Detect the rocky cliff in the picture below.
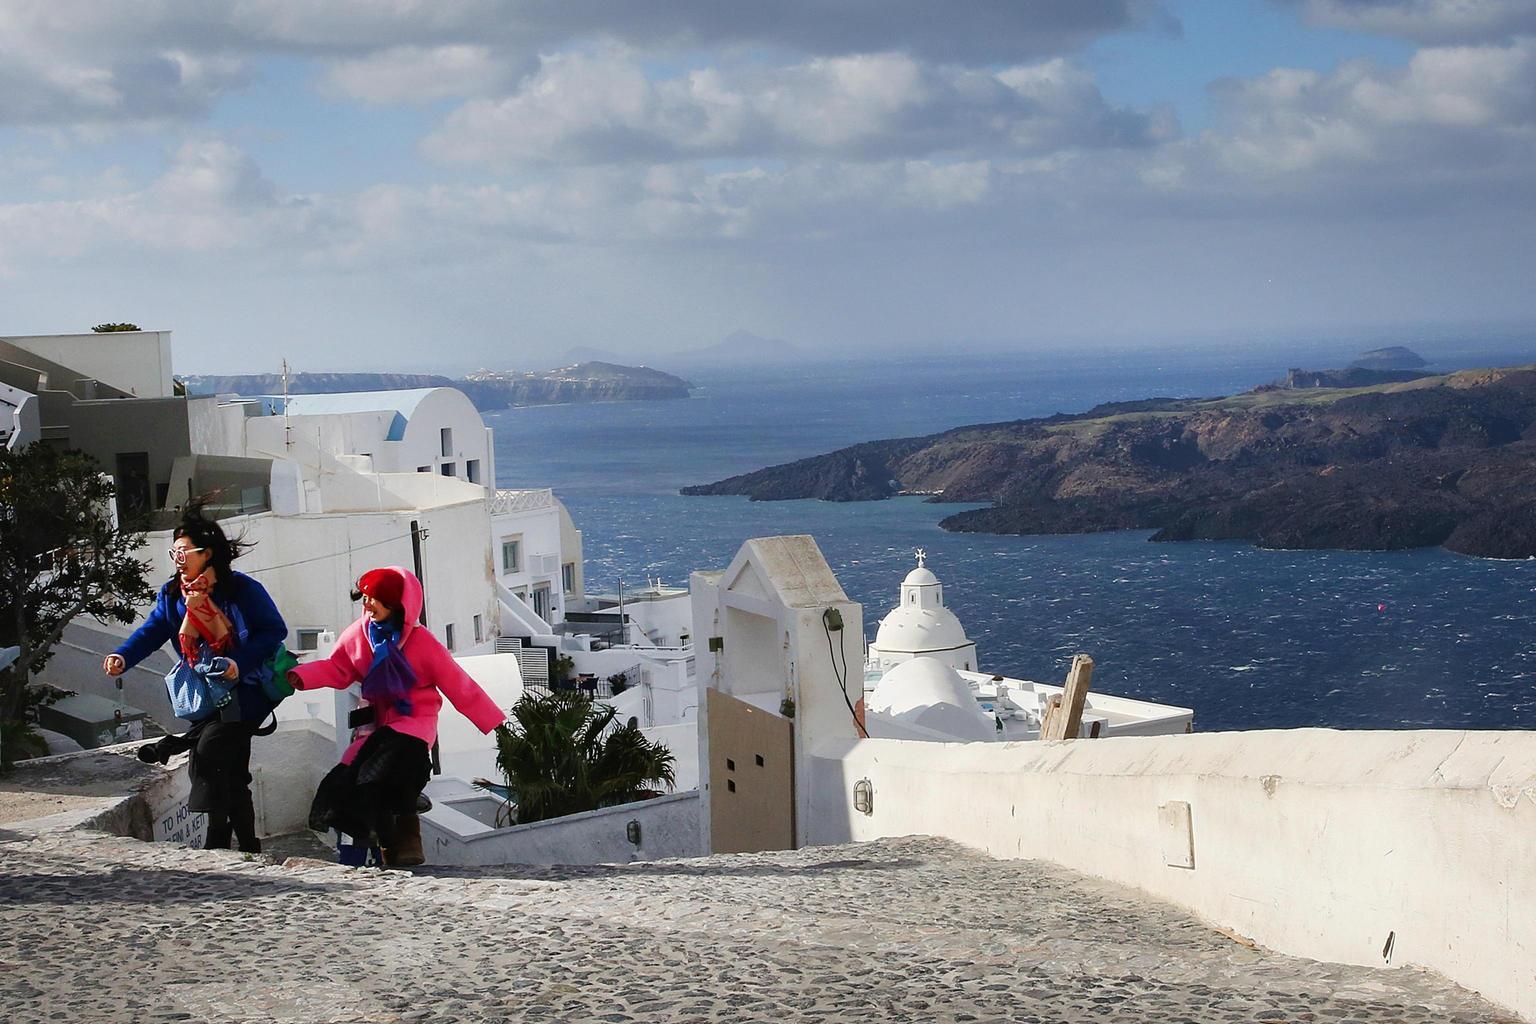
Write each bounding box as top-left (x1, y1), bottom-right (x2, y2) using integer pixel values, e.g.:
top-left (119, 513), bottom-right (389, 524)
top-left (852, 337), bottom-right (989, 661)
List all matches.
top-left (683, 366), bottom-right (1536, 558)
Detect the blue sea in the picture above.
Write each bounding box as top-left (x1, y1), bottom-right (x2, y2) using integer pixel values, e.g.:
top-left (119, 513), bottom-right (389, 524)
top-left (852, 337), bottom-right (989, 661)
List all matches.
top-left (489, 344), bottom-right (1536, 733)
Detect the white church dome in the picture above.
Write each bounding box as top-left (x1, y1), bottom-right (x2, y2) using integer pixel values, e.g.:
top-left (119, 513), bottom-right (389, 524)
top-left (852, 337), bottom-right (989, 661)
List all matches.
top-left (868, 657), bottom-right (994, 741)
top-left (868, 551), bottom-right (980, 674)
top-left (874, 604), bottom-right (970, 655)
top-left (902, 565), bottom-right (940, 588)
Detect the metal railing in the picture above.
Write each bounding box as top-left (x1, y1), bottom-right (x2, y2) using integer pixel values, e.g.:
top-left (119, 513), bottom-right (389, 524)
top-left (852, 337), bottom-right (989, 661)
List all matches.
top-left (489, 488), bottom-right (555, 515)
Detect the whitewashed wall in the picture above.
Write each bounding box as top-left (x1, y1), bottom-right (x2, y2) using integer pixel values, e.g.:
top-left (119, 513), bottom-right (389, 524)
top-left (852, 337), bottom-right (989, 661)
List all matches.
top-left (419, 784), bottom-right (701, 866)
top-left (492, 497), bottom-right (565, 621)
top-left (243, 388), bottom-right (491, 487)
top-left (3, 330), bottom-right (175, 398)
top-left (142, 722), bottom-right (335, 845)
top-left (128, 492), bottom-right (497, 660)
top-left (805, 729), bottom-right (1536, 1022)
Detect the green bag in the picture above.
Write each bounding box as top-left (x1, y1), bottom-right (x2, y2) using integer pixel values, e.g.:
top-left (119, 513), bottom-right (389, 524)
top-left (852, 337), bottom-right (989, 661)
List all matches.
top-left (262, 644), bottom-right (299, 704)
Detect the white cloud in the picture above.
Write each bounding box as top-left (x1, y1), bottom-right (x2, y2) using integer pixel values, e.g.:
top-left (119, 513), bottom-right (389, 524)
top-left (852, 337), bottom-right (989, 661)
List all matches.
top-left (0, 141), bottom-right (291, 268)
top-left (1198, 38), bottom-right (1536, 185)
top-left (0, 1), bottom-right (1169, 64)
top-left (1284, 0), bottom-right (1536, 44)
top-left (0, 48), bottom-right (249, 125)
top-left (0, 1), bottom-right (1176, 128)
top-left (323, 45), bottom-right (532, 104)
top-left (422, 50), bottom-right (1172, 168)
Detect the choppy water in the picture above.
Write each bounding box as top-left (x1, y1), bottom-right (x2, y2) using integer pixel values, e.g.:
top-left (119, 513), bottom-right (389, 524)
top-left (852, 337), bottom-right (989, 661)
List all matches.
top-left (490, 345), bottom-right (1536, 732)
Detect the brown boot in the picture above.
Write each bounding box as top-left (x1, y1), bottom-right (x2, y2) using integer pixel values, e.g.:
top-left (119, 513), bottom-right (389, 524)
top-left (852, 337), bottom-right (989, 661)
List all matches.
top-left (382, 812), bottom-right (424, 868)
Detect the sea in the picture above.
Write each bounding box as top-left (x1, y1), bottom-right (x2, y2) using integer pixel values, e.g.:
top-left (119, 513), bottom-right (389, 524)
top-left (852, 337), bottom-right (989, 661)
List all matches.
top-left (489, 342), bottom-right (1536, 733)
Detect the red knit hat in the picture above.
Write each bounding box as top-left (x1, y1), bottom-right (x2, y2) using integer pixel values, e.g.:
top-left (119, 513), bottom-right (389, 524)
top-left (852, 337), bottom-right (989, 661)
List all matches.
top-left (357, 568), bottom-right (404, 610)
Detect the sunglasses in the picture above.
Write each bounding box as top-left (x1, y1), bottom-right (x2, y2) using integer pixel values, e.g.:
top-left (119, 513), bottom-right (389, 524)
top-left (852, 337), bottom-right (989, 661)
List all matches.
top-left (168, 546), bottom-right (206, 563)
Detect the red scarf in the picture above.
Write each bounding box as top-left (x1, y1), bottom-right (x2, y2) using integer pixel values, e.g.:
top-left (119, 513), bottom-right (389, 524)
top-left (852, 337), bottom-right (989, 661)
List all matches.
top-left (179, 568), bottom-right (233, 664)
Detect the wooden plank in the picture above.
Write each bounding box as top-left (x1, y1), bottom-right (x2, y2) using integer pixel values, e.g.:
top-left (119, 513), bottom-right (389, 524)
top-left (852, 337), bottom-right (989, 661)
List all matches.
top-left (1037, 694), bottom-right (1061, 739)
top-left (1041, 654), bottom-right (1094, 741)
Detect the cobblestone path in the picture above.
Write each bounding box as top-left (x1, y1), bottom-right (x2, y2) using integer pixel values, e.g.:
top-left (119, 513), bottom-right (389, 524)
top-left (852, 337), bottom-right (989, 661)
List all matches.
top-left (0, 825), bottom-right (1518, 1023)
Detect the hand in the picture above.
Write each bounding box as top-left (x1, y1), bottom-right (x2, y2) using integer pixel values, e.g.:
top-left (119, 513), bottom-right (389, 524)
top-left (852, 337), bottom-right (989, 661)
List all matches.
top-left (103, 654), bottom-right (126, 677)
top-left (222, 659), bottom-right (240, 681)
top-left (286, 669), bottom-right (303, 690)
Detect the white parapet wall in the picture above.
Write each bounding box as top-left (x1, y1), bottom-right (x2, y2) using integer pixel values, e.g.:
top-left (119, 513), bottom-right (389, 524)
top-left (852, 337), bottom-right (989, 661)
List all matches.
top-left (419, 780), bottom-right (702, 866)
top-left (805, 728), bottom-right (1536, 1022)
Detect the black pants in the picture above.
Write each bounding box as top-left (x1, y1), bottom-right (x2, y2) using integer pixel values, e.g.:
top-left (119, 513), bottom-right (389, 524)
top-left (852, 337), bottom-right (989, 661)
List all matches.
top-left (151, 719), bottom-right (260, 853)
top-left (309, 727), bottom-right (430, 848)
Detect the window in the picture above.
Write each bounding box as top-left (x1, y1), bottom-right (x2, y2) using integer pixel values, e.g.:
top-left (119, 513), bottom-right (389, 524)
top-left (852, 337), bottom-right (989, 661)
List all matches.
top-left (473, 614), bottom-right (483, 644)
top-left (501, 538), bottom-right (521, 574)
top-left (561, 562), bottom-right (576, 594)
top-left (296, 628), bottom-right (325, 652)
top-left (113, 452), bottom-right (150, 522)
top-left (417, 465), bottom-right (430, 473)
top-left (465, 459), bottom-right (480, 484)
top-left (532, 584), bottom-right (551, 622)
top-left (440, 462), bottom-right (456, 477)
top-left (444, 623), bottom-right (456, 651)
top-left (440, 427), bottom-right (453, 457)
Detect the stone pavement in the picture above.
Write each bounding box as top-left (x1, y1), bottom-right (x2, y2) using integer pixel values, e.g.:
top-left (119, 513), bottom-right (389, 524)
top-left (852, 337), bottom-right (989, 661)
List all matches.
top-left (0, 821), bottom-right (1519, 1024)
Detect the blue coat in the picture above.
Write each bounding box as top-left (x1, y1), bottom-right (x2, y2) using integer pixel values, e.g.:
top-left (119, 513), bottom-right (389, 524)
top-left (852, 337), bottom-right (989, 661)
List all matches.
top-left (115, 571), bottom-right (287, 723)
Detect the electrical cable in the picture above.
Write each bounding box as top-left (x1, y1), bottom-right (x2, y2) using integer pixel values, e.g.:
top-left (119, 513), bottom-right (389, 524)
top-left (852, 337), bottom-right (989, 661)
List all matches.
top-left (824, 611), bottom-right (868, 739)
top-left (233, 528), bottom-right (425, 574)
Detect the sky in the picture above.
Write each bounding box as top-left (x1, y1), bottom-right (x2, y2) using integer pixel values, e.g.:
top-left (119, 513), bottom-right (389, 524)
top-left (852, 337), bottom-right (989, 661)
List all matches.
top-left (1, 0), bottom-right (1533, 373)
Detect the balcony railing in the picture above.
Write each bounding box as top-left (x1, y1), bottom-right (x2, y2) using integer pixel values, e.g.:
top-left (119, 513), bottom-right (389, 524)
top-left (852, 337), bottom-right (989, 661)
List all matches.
top-left (490, 488), bottom-right (555, 515)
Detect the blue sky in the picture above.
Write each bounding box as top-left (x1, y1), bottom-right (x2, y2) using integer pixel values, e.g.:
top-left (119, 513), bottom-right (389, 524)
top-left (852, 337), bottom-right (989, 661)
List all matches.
top-left (0, 0), bottom-right (1531, 373)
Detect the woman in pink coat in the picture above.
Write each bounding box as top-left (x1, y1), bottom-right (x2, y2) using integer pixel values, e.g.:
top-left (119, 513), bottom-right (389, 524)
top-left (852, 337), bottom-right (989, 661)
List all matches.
top-left (290, 566), bottom-right (505, 866)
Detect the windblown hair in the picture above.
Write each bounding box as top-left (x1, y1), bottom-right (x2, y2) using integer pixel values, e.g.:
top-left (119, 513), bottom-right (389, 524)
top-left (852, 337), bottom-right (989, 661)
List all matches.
top-left (171, 501), bottom-right (251, 587)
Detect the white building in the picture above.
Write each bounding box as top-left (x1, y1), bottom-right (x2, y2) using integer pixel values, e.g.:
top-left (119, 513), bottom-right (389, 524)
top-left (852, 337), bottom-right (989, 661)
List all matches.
top-left (865, 549), bottom-right (978, 674)
top-left (0, 329), bottom-right (176, 398)
top-left (246, 388), bottom-right (494, 487)
top-left (862, 554), bottom-right (1192, 742)
top-left (184, 386), bottom-right (587, 652)
top-left (132, 466), bottom-right (501, 662)
top-left (491, 487), bottom-right (582, 632)
top-left (1, 378), bottom-right (40, 450)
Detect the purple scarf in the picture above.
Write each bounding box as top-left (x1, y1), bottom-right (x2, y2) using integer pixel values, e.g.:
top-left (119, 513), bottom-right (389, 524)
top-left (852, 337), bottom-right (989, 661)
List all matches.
top-left (362, 619), bottom-right (416, 714)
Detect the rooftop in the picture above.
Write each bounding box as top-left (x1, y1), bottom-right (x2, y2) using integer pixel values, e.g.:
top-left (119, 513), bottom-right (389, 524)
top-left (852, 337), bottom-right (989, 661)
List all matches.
top-left (0, 750), bottom-right (1507, 1024)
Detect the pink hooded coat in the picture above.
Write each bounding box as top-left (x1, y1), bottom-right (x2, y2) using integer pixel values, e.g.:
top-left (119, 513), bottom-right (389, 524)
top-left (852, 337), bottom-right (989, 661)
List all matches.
top-left (291, 566), bottom-right (506, 763)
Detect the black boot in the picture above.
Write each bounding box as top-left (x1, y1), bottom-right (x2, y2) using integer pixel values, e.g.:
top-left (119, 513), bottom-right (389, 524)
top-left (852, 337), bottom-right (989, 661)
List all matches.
top-left (138, 732), bottom-right (193, 764)
top-left (230, 788), bottom-right (261, 854)
top-left (203, 810), bottom-right (232, 850)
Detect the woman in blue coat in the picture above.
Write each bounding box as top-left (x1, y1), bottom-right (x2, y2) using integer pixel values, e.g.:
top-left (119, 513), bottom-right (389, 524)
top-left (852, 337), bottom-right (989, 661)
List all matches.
top-left (104, 507), bottom-right (286, 853)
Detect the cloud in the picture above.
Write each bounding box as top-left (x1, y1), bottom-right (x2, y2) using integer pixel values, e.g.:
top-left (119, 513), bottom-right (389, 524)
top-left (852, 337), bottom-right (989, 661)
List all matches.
top-left (0, 49), bottom-right (248, 125)
top-left (0, 141), bottom-right (293, 267)
top-left (1, 1), bottom-right (1171, 64)
top-left (1194, 37), bottom-right (1536, 192)
top-left (422, 50), bottom-right (1174, 168)
top-left (0, 1), bottom-right (1175, 131)
top-left (1282, 0), bottom-right (1536, 45)
top-left (323, 45), bottom-right (534, 104)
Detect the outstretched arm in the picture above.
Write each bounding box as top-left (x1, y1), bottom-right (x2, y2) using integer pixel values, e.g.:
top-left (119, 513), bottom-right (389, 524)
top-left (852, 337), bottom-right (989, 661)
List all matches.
top-left (290, 623), bottom-right (365, 691)
top-left (111, 586), bottom-right (177, 670)
top-left (416, 635), bottom-right (506, 733)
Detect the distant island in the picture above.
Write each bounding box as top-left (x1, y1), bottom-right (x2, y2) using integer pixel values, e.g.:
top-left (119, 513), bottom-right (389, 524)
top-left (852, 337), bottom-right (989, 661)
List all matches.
top-left (559, 329), bottom-right (801, 373)
top-left (1350, 346), bottom-right (1428, 371)
top-left (182, 361), bottom-right (692, 411)
top-left (684, 363), bottom-right (1536, 559)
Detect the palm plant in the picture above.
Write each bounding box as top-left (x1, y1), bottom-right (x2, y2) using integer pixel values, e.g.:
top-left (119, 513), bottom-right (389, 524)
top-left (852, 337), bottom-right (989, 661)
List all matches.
top-left (494, 691), bottom-right (676, 825)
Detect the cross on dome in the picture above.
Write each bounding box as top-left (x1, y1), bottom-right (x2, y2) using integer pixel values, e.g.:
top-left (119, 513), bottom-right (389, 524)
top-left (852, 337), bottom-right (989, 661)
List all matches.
top-left (915, 548), bottom-right (926, 568)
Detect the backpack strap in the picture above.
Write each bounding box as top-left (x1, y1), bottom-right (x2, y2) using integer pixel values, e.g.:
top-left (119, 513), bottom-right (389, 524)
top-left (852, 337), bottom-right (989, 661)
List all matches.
top-left (253, 712), bottom-right (278, 737)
